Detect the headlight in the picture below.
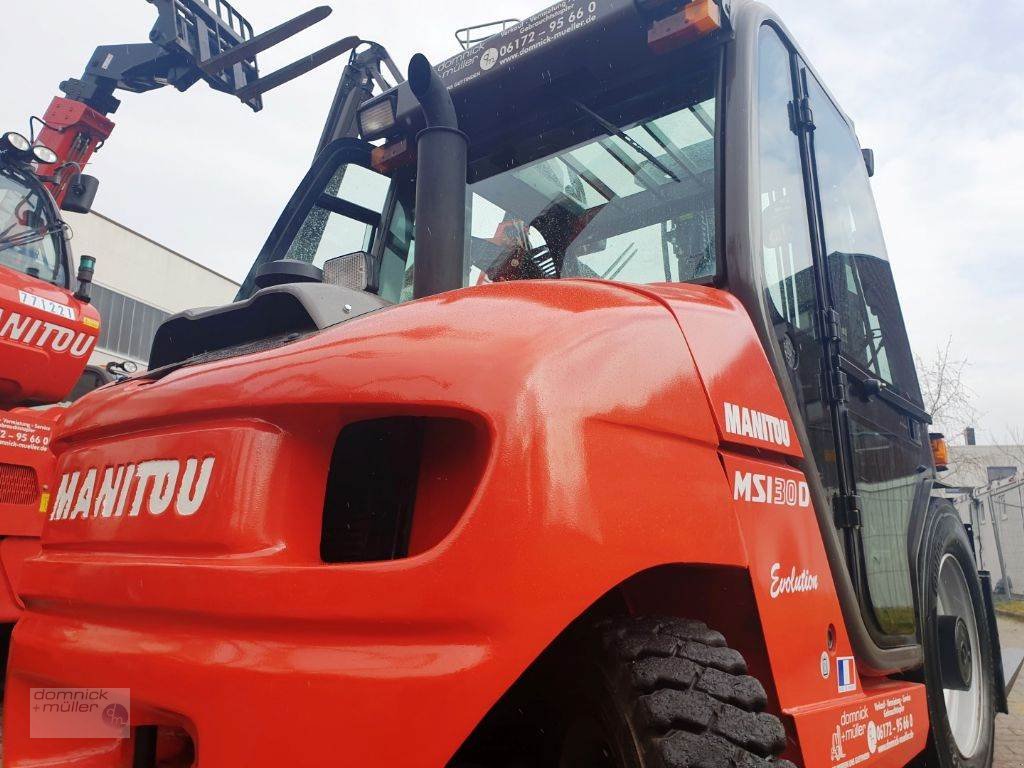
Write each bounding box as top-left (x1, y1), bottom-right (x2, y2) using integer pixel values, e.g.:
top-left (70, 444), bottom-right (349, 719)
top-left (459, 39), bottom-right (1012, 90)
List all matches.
top-left (1, 131), bottom-right (31, 154)
top-left (358, 95), bottom-right (398, 140)
top-left (32, 144), bottom-right (58, 164)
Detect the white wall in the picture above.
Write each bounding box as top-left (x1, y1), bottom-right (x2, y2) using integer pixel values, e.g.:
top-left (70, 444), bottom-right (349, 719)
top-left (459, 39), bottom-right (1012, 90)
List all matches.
top-left (63, 211), bottom-right (238, 312)
top-left (61, 211), bottom-right (239, 369)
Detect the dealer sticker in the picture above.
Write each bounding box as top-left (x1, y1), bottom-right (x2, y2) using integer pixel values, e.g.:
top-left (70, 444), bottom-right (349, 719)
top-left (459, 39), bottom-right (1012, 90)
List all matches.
top-left (0, 416), bottom-right (52, 454)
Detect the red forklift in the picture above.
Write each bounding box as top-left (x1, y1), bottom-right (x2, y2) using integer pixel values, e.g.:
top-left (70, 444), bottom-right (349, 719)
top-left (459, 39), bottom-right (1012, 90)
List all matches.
top-left (4, 0), bottom-right (1018, 766)
top-left (0, 128), bottom-right (102, 641)
top-left (0, 0), bottom-right (360, 659)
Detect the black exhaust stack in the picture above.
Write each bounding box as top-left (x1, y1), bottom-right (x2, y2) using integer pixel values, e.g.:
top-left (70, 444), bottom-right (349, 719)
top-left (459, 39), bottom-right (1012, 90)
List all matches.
top-left (407, 53), bottom-right (467, 299)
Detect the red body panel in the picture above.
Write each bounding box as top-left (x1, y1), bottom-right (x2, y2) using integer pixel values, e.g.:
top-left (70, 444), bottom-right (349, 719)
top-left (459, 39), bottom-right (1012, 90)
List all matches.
top-left (0, 266), bottom-right (100, 408)
top-left (0, 408), bottom-right (56, 535)
top-left (0, 249), bottom-right (93, 630)
top-left (0, 407), bottom-right (58, 623)
top-left (4, 281), bottom-right (926, 766)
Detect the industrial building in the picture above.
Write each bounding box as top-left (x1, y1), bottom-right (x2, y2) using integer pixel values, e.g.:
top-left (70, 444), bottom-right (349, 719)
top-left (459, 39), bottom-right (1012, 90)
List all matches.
top-left (61, 210), bottom-right (239, 397)
top-left (939, 442), bottom-right (1024, 595)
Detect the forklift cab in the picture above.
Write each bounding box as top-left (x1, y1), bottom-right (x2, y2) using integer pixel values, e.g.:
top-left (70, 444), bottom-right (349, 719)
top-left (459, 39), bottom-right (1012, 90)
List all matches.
top-left (238, 0), bottom-right (931, 675)
top-left (0, 161), bottom-right (70, 289)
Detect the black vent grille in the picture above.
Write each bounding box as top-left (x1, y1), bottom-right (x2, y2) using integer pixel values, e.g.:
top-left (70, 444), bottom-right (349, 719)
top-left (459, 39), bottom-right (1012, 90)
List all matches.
top-left (320, 417), bottom-right (424, 563)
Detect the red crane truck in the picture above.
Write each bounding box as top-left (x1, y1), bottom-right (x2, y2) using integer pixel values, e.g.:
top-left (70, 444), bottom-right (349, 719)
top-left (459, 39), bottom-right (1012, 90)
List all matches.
top-left (0, 0), bottom-right (359, 661)
top-left (4, 0), bottom-right (1016, 766)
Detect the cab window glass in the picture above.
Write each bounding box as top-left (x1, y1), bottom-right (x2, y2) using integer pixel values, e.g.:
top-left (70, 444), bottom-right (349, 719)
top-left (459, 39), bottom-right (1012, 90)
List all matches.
top-left (379, 181), bottom-right (416, 303)
top-left (806, 71), bottom-right (924, 637)
top-left (283, 164), bottom-right (389, 268)
top-left (806, 75), bottom-right (918, 398)
top-left (462, 92), bottom-right (717, 287)
top-left (0, 168), bottom-right (66, 285)
top-left (759, 31), bottom-right (814, 333)
top-left (758, 26), bottom-right (838, 495)
top-left (375, 60), bottom-right (720, 303)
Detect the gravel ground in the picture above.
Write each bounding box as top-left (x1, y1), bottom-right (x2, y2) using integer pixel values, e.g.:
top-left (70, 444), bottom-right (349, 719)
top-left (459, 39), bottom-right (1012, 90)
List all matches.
top-left (0, 618), bottom-right (1020, 766)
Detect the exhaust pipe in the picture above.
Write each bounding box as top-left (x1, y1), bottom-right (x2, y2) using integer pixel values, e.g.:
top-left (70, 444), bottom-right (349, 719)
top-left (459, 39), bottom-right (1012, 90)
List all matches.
top-left (407, 53), bottom-right (468, 299)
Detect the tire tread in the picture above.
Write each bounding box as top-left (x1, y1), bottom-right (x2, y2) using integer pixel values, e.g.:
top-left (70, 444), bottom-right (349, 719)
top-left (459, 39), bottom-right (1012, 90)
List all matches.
top-left (595, 616), bottom-right (794, 768)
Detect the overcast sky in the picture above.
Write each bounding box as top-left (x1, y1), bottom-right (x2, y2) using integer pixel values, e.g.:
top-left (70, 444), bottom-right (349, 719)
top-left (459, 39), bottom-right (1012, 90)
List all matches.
top-left (2, 1), bottom-right (1021, 441)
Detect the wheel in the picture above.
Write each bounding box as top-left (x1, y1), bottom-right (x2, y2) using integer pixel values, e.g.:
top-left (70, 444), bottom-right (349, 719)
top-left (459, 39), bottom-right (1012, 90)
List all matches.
top-left (917, 500), bottom-right (996, 767)
top-left (558, 615), bottom-right (795, 768)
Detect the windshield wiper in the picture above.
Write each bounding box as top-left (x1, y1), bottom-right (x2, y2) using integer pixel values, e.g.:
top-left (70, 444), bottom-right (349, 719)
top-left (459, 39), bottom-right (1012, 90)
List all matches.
top-left (0, 224), bottom-right (61, 253)
top-left (572, 100), bottom-right (681, 184)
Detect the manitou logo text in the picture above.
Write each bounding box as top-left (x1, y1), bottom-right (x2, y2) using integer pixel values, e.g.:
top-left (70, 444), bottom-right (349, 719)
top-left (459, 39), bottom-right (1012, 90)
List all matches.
top-left (50, 458), bottom-right (215, 521)
top-left (733, 471), bottom-right (810, 508)
top-left (723, 402), bottom-right (791, 447)
top-left (769, 563), bottom-right (819, 598)
top-left (0, 308), bottom-right (94, 358)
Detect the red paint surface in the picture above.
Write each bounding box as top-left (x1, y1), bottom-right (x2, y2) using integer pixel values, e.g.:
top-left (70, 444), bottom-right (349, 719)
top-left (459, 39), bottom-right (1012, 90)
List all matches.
top-left (4, 280), bottom-right (925, 766)
top-left (0, 266), bottom-right (100, 408)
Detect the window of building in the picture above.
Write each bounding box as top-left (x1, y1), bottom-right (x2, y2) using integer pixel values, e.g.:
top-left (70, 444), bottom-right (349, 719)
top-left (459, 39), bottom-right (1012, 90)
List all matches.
top-left (91, 284), bottom-right (170, 363)
top-left (988, 466), bottom-right (1017, 484)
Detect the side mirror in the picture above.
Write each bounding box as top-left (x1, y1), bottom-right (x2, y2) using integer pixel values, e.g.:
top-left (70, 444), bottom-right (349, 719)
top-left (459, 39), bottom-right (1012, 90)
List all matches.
top-left (106, 360), bottom-right (139, 377)
top-left (61, 173), bottom-right (100, 214)
top-left (861, 148), bottom-right (875, 178)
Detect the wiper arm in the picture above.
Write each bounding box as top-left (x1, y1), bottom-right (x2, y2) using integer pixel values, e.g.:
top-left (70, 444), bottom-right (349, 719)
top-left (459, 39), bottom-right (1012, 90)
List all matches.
top-left (572, 100), bottom-right (681, 183)
top-left (0, 223), bottom-right (62, 253)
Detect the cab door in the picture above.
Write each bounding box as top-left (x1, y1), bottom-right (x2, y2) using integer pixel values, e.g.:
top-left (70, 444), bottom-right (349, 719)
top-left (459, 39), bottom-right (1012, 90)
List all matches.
top-left (756, 23), bottom-right (934, 645)
top-left (797, 66), bottom-right (934, 643)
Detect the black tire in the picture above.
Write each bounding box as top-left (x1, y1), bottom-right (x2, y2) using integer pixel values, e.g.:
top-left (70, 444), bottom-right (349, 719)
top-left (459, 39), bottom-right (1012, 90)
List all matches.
top-left (558, 615), bottom-right (795, 768)
top-left (916, 500), bottom-right (996, 768)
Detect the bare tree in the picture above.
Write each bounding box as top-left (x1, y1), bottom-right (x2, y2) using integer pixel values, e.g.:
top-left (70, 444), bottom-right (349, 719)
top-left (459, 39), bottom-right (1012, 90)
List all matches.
top-left (917, 342), bottom-right (1024, 484)
top-left (915, 337), bottom-right (978, 444)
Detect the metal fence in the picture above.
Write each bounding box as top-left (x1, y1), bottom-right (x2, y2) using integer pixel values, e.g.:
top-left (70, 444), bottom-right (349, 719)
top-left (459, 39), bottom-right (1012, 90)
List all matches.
top-left (954, 477), bottom-right (1024, 596)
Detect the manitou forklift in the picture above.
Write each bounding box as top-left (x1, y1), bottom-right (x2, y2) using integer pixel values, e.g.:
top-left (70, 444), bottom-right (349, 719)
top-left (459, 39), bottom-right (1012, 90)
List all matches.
top-left (0, 117), bottom-right (102, 646)
top-left (0, 0), bottom-right (360, 664)
top-left (4, 0), bottom-right (1014, 766)
top-left (0, 129), bottom-right (100, 659)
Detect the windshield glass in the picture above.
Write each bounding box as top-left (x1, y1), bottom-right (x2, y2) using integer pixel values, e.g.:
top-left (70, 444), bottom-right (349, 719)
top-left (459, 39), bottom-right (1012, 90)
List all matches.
top-left (241, 56), bottom-right (718, 303)
top-left (0, 167), bottom-right (66, 285)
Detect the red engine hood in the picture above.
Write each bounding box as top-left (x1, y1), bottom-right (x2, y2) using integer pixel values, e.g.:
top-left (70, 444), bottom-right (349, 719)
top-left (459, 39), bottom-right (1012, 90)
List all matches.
top-left (629, 283), bottom-right (802, 460)
top-left (44, 279), bottom-right (798, 561)
top-left (0, 266), bottom-right (100, 408)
